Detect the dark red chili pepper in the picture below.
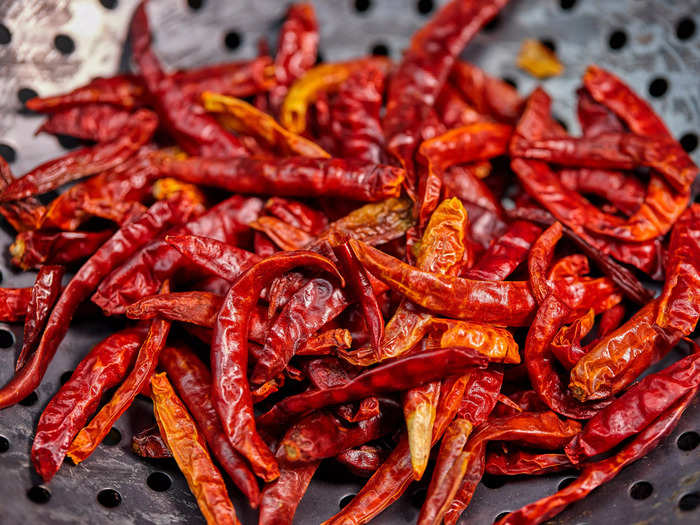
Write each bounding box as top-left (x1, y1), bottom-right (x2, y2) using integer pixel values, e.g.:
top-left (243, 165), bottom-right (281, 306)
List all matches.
top-left (0, 198), bottom-right (192, 410)
top-left (0, 287), bottom-right (32, 323)
top-left (27, 74), bottom-right (145, 112)
top-left (14, 266), bottom-right (64, 371)
top-left (0, 109), bottom-right (157, 202)
top-left (131, 425), bottom-right (172, 459)
top-left (335, 445), bottom-right (387, 478)
top-left (576, 87), bottom-right (625, 137)
top-left (0, 157), bottom-right (45, 232)
top-left (258, 461), bottom-right (319, 525)
top-left (254, 231), bottom-right (278, 258)
top-left (10, 230), bottom-right (113, 270)
top-left (550, 308), bottom-right (594, 370)
top-left (264, 197), bottom-right (328, 236)
top-left (485, 446), bottom-right (574, 476)
top-left (212, 251), bottom-right (342, 481)
top-left (159, 345), bottom-right (261, 507)
top-left (130, 2), bottom-right (247, 158)
top-left (31, 327), bottom-right (146, 481)
top-left (153, 154), bottom-right (404, 202)
top-left (597, 303), bottom-right (626, 338)
top-left (36, 103), bottom-right (133, 142)
top-left (559, 168), bottom-right (644, 217)
top-left (436, 83), bottom-right (487, 128)
top-left (251, 216), bottom-right (315, 251)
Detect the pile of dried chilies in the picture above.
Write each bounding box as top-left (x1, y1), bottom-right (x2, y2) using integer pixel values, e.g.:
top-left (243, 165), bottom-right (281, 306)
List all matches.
top-left (0, 1), bottom-right (698, 524)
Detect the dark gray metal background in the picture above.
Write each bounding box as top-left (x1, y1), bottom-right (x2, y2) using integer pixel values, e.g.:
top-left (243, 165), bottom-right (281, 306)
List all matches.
top-left (0, 0), bottom-right (698, 524)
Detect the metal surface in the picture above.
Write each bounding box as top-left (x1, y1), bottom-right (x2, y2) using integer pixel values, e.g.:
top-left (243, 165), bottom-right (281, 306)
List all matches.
top-left (0, 0), bottom-right (698, 523)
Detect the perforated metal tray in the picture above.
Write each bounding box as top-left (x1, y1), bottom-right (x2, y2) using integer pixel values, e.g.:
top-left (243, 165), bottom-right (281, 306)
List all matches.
top-left (0, 1), bottom-right (698, 524)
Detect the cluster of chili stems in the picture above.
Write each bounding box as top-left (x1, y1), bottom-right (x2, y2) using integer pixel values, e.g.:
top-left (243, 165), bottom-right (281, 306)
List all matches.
top-left (0, 1), bottom-right (698, 525)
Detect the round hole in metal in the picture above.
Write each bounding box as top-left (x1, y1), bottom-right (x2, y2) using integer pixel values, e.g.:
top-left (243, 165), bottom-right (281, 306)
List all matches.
top-left (502, 77), bottom-right (518, 89)
top-left (27, 485), bottom-right (51, 504)
top-left (676, 17), bottom-right (696, 41)
top-left (680, 132), bottom-right (698, 153)
top-left (0, 435), bottom-right (9, 453)
top-left (410, 487), bottom-right (427, 508)
top-left (554, 117), bottom-right (569, 132)
top-left (103, 428), bottom-right (121, 447)
top-left (97, 488), bottom-right (122, 508)
top-left (224, 30), bottom-right (242, 51)
top-left (484, 14), bottom-right (501, 32)
top-left (677, 431), bottom-right (700, 451)
top-left (494, 511), bottom-right (511, 523)
top-left (629, 481), bottom-right (653, 500)
top-left (0, 23), bottom-right (11, 45)
top-left (19, 391), bottom-right (39, 407)
top-left (608, 29), bottom-right (627, 50)
top-left (416, 0), bottom-right (434, 16)
top-left (678, 492), bottom-right (700, 511)
top-left (559, 0), bottom-right (576, 10)
top-left (59, 370), bottom-right (74, 385)
top-left (370, 42), bottom-right (389, 56)
top-left (99, 0), bottom-right (118, 9)
top-left (540, 38), bottom-right (556, 52)
top-left (558, 477), bottom-right (577, 491)
top-left (187, 0), bottom-right (205, 11)
top-left (56, 134), bottom-right (83, 150)
top-left (147, 471), bottom-right (172, 492)
top-left (339, 494), bottom-right (355, 509)
top-left (0, 143), bottom-right (16, 163)
top-left (54, 34), bottom-right (75, 55)
top-left (0, 329), bottom-right (14, 348)
top-left (17, 87), bottom-right (38, 106)
top-left (354, 0), bottom-right (371, 14)
top-left (648, 77), bottom-right (668, 97)
top-left (482, 474), bottom-right (508, 489)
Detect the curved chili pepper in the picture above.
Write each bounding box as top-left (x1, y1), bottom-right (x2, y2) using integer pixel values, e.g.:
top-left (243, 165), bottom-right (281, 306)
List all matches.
top-left (576, 86), bottom-right (625, 137)
top-left (0, 157), bottom-right (44, 232)
top-left (37, 103), bottom-right (133, 142)
top-left (0, 287), bottom-right (32, 323)
top-left (10, 230), bottom-right (113, 270)
top-left (15, 266), bottom-right (64, 371)
top-left (0, 109), bottom-right (157, 202)
top-left (264, 197), bottom-right (328, 236)
top-left (159, 345), bottom-right (261, 507)
top-left (130, 2), bottom-right (247, 158)
top-left (335, 445), bottom-right (387, 478)
top-left (485, 447), bottom-right (574, 476)
top-left (150, 372), bottom-right (241, 525)
top-left (250, 216), bottom-right (314, 251)
top-left (30, 327), bottom-right (145, 481)
top-left (154, 154), bottom-right (404, 202)
top-left (425, 319), bottom-right (520, 364)
top-left (403, 380), bottom-right (441, 480)
top-left (212, 251), bottom-right (342, 481)
top-left (0, 198), bottom-right (191, 410)
top-left (27, 74), bottom-right (145, 112)
top-left (436, 83), bottom-right (487, 128)
top-left (497, 391), bottom-right (696, 525)
top-left (559, 168), bottom-right (644, 216)
top-left (550, 308), bottom-right (595, 370)
top-left (68, 293), bottom-right (172, 464)
top-left (131, 424), bottom-right (172, 459)
top-left (350, 239), bottom-right (536, 326)
top-left (597, 303), bottom-right (626, 338)
top-left (297, 328), bottom-right (352, 356)
top-left (259, 461), bottom-right (319, 525)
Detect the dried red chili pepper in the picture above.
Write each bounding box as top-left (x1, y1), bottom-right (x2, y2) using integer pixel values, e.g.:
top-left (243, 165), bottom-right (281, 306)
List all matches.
top-left (68, 287), bottom-right (172, 464)
top-left (27, 74), bottom-right (145, 112)
top-left (250, 216), bottom-right (314, 251)
top-left (576, 87), bottom-right (625, 137)
top-left (14, 266), bottom-right (64, 371)
top-left (154, 154), bottom-right (404, 202)
top-left (0, 287), bottom-right (32, 323)
top-left (264, 197), bottom-right (328, 235)
top-left (0, 157), bottom-right (44, 232)
top-left (150, 372), bottom-right (241, 525)
top-left (131, 425), bottom-right (172, 459)
top-left (497, 391), bottom-right (696, 525)
top-left (0, 109), bottom-right (157, 202)
top-left (159, 345), bottom-right (261, 507)
top-left (550, 308), bottom-right (595, 370)
top-left (436, 83), bottom-right (487, 128)
top-left (597, 303), bottom-right (626, 338)
top-left (485, 447), bottom-right (574, 476)
top-left (10, 230), bottom-right (113, 270)
top-left (0, 198), bottom-right (192, 409)
top-left (130, 2), bottom-right (247, 158)
top-left (559, 168), bottom-right (644, 217)
top-left (350, 239), bottom-right (536, 326)
top-left (30, 327), bottom-right (146, 481)
top-left (212, 251), bottom-right (342, 481)
top-left (37, 103), bottom-right (133, 142)
top-left (297, 328), bottom-right (352, 356)
top-left (259, 461), bottom-right (319, 525)
top-left (335, 445), bottom-right (387, 478)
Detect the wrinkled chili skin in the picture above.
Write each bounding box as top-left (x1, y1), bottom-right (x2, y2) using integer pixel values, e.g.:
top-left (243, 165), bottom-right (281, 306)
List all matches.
top-left (559, 168), bottom-right (644, 217)
top-left (10, 230), bottom-right (113, 270)
top-left (131, 425), bottom-right (172, 459)
top-left (566, 349), bottom-right (700, 464)
top-left (212, 251), bottom-right (342, 482)
top-left (335, 446), bottom-right (387, 478)
top-left (159, 345), bottom-right (261, 507)
top-left (264, 197), bottom-right (328, 236)
top-left (0, 198), bottom-right (192, 410)
top-left (550, 308), bottom-right (595, 370)
top-left (15, 266), bottom-right (64, 371)
top-left (0, 287), bottom-right (32, 323)
top-left (259, 461), bottom-right (319, 525)
top-left (68, 309), bottom-right (172, 464)
top-left (154, 155), bottom-right (404, 202)
top-left (31, 327), bottom-right (145, 481)
top-left (37, 103), bottom-right (133, 142)
top-left (0, 158), bottom-right (45, 232)
top-left (485, 449), bottom-right (573, 476)
top-left (27, 74), bottom-right (145, 112)
top-left (151, 372), bottom-right (241, 525)
top-left (127, 291), bottom-right (224, 328)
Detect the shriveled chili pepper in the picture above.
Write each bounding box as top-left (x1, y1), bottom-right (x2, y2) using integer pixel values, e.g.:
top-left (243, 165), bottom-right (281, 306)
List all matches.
top-left (0, 157), bottom-right (44, 232)
top-left (250, 216), bottom-right (314, 251)
top-left (0, 198), bottom-right (192, 409)
top-left (550, 308), bottom-right (595, 370)
top-left (15, 266), bottom-right (64, 371)
top-left (383, 0), bottom-right (509, 194)
top-left (10, 230), bottom-right (113, 270)
top-left (485, 446), bottom-right (574, 476)
top-left (497, 391), bottom-right (696, 525)
top-left (0, 287), bottom-right (32, 323)
top-left (153, 154), bottom-right (404, 202)
top-left (436, 83), bottom-right (487, 129)
top-left (335, 445), bottom-right (387, 478)
top-left (130, 2), bottom-right (247, 158)
top-left (212, 251), bottom-right (342, 481)
top-left (202, 92), bottom-right (329, 158)
top-left (131, 424), bottom-right (172, 459)
top-left (37, 103), bottom-right (133, 142)
top-left (30, 327), bottom-right (145, 481)
top-left (559, 168), bottom-right (644, 217)
top-left (92, 194), bottom-right (262, 315)
top-left (151, 372), bottom-right (241, 525)
top-left (264, 197), bottom-right (328, 236)
top-left (68, 286), bottom-right (172, 464)
top-left (159, 345), bottom-right (261, 507)
top-left (597, 303), bottom-right (626, 338)
top-left (321, 374), bottom-right (469, 524)
top-left (297, 328), bottom-right (352, 356)
top-left (0, 109), bottom-right (157, 202)
top-left (258, 461), bottom-right (319, 525)
top-left (350, 239), bottom-right (536, 326)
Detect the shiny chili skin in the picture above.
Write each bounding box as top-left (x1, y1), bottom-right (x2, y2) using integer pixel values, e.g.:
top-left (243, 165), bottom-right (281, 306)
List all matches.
top-left (0, 109), bottom-right (157, 202)
top-left (0, 198), bottom-right (192, 410)
top-left (350, 239), bottom-right (536, 326)
top-left (257, 348), bottom-right (488, 433)
top-left (251, 216), bottom-right (314, 251)
top-left (10, 230), bottom-right (113, 270)
top-left (131, 425), bottom-right (172, 459)
top-left (0, 287), bottom-right (32, 323)
top-left (335, 445), bottom-right (387, 478)
top-left (37, 103), bottom-right (133, 142)
top-left (68, 307), bottom-right (171, 464)
top-left (211, 251), bottom-right (342, 482)
top-left (15, 266), bottom-right (64, 371)
top-left (550, 308), bottom-right (595, 370)
top-left (154, 155), bottom-right (404, 202)
top-left (559, 168), bottom-right (644, 217)
top-left (130, 3), bottom-right (247, 158)
top-left (259, 461), bottom-right (319, 525)
top-left (264, 197), bottom-right (328, 235)
top-left (435, 83), bottom-right (487, 128)
top-left (497, 392), bottom-right (696, 525)
top-left (297, 328), bottom-right (352, 356)
top-left (597, 303), bottom-right (626, 338)
top-left (566, 349), bottom-right (700, 464)
top-left (151, 372), bottom-right (241, 525)
top-left (159, 345), bottom-right (261, 507)
top-left (30, 327), bottom-right (145, 481)
top-left (0, 157), bottom-right (44, 232)
top-left (485, 448), bottom-right (574, 476)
